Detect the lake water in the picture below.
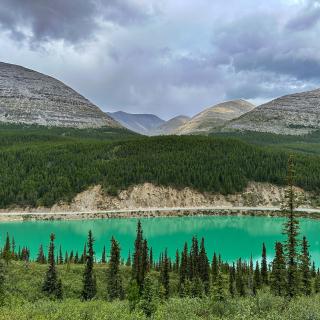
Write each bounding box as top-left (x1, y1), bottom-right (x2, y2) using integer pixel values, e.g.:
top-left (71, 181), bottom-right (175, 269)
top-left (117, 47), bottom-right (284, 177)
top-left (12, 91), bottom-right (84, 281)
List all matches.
top-left (0, 216), bottom-right (319, 264)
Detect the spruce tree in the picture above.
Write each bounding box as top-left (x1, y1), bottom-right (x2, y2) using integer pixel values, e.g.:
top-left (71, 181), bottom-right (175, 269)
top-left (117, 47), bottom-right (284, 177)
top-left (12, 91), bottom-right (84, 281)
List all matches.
top-left (214, 266), bottom-right (225, 301)
top-left (126, 249), bottom-right (131, 266)
top-left (138, 275), bottom-right (156, 318)
top-left (236, 259), bottom-right (246, 297)
top-left (58, 245), bottom-right (63, 264)
top-left (270, 242), bottom-right (286, 296)
top-left (101, 245), bottom-right (106, 263)
top-left (261, 243), bottom-right (268, 285)
top-left (43, 233), bottom-right (59, 297)
top-left (149, 247), bottom-right (153, 269)
top-left (211, 252), bottom-right (218, 284)
top-left (199, 237), bottom-right (210, 294)
top-left (253, 261), bottom-right (261, 295)
top-left (0, 259), bottom-right (5, 305)
top-left (107, 237), bottom-right (124, 301)
top-left (175, 249), bottom-right (180, 273)
top-left (132, 220), bottom-right (144, 293)
top-left (179, 242), bottom-right (188, 295)
top-left (2, 233), bottom-right (11, 264)
top-left (282, 156), bottom-right (300, 298)
top-left (160, 249), bottom-right (170, 299)
top-left (228, 263), bottom-right (236, 297)
top-left (81, 230), bottom-right (97, 300)
top-left (36, 244), bottom-right (46, 264)
top-left (300, 236), bottom-right (311, 296)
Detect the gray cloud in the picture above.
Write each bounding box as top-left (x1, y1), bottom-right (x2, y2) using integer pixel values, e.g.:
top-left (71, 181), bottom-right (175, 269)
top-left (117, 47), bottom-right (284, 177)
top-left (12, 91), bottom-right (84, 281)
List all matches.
top-left (0, 0), bottom-right (320, 119)
top-left (0, 0), bottom-right (155, 44)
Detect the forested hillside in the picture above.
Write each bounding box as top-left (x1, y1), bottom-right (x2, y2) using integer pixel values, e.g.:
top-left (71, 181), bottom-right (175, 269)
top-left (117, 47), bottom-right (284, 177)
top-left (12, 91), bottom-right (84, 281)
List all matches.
top-left (0, 124), bottom-right (320, 208)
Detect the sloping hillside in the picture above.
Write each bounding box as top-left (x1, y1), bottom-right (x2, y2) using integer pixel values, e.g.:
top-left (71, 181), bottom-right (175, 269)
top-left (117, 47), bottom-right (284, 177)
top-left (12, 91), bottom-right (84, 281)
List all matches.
top-left (0, 62), bottom-right (120, 128)
top-left (176, 100), bottom-right (255, 135)
top-left (224, 88), bottom-right (320, 135)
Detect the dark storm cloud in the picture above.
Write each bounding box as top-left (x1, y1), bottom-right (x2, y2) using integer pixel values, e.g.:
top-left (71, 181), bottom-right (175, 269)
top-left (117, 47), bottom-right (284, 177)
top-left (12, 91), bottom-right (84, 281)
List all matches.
top-left (0, 0), bottom-right (153, 44)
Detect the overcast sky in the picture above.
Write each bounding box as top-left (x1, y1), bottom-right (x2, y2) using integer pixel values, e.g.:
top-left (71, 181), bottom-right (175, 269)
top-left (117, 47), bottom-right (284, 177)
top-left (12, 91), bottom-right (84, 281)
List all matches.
top-left (0, 0), bottom-right (320, 119)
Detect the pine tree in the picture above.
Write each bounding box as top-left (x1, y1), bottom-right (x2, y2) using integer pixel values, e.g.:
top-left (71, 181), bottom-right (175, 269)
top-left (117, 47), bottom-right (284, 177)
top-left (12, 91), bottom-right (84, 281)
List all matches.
top-left (236, 259), bottom-right (246, 297)
top-left (149, 247), bottom-right (153, 269)
top-left (175, 249), bottom-right (180, 273)
top-left (228, 263), bottom-right (236, 297)
top-left (2, 233), bottom-right (11, 264)
top-left (253, 261), bottom-right (261, 295)
top-left (142, 239), bottom-right (149, 274)
top-left (300, 236), bottom-right (311, 296)
top-left (58, 245), bottom-right (63, 264)
top-left (138, 275), bottom-right (156, 318)
top-left (107, 237), bottom-right (124, 301)
top-left (199, 237), bottom-right (210, 294)
top-left (214, 266), bottom-right (225, 301)
top-left (126, 249), bottom-right (131, 266)
top-left (101, 245), bottom-right (106, 263)
top-left (282, 156), bottom-right (300, 298)
top-left (132, 221), bottom-right (145, 292)
top-left (270, 242), bottom-right (286, 296)
top-left (211, 252), bottom-right (218, 284)
top-left (261, 243), bottom-right (268, 285)
top-left (36, 244), bottom-right (46, 264)
top-left (42, 233), bottom-right (58, 296)
top-left (0, 259), bottom-right (5, 305)
top-left (56, 279), bottom-right (63, 300)
top-left (160, 249), bottom-right (170, 299)
top-left (81, 230), bottom-right (97, 300)
top-left (179, 242), bottom-right (188, 295)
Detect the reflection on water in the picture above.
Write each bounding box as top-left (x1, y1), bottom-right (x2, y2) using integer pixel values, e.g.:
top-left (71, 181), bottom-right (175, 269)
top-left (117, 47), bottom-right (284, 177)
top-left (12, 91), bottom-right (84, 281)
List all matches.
top-left (0, 216), bottom-right (319, 265)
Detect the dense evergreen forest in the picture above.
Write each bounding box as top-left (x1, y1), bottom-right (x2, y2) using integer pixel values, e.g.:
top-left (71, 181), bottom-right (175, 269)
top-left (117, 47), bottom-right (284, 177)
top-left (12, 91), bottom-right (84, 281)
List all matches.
top-left (0, 124), bottom-right (320, 208)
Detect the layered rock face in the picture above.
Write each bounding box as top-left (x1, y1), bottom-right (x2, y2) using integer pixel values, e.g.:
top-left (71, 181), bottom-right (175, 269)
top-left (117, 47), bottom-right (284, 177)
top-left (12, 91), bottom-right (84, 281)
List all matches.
top-left (225, 89), bottom-right (320, 135)
top-left (0, 62), bottom-right (120, 128)
top-left (175, 100), bottom-right (255, 135)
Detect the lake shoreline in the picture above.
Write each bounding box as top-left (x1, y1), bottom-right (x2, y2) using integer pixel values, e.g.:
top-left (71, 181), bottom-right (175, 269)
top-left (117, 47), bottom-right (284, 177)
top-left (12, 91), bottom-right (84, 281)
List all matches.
top-left (0, 207), bottom-right (319, 222)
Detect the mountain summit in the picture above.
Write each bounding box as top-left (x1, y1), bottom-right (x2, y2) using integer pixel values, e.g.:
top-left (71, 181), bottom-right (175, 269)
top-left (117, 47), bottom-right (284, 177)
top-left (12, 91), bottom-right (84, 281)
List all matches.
top-left (225, 88), bottom-right (320, 135)
top-left (175, 99), bottom-right (255, 135)
top-left (0, 62), bottom-right (120, 128)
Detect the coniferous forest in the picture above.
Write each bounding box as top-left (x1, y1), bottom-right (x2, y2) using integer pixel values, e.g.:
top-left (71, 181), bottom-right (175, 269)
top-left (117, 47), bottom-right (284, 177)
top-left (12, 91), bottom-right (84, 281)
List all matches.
top-left (1, 124), bottom-right (320, 208)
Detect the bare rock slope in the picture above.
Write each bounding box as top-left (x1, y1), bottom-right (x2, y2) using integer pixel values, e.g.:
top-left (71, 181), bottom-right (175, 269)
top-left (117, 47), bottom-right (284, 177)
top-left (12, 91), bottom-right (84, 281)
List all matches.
top-left (176, 100), bottom-right (255, 135)
top-left (0, 62), bottom-right (120, 128)
top-left (225, 88), bottom-right (320, 135)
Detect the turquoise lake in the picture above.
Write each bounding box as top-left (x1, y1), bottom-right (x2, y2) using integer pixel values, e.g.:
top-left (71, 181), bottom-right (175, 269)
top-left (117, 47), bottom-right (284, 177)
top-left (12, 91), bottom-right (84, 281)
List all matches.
top-left (0, 216), bottom-right (319, 263)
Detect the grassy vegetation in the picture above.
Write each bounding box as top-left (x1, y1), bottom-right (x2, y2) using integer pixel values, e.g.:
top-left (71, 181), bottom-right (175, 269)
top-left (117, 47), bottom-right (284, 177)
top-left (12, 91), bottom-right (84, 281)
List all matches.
top-left (0, 261), bottom-right (319, 320)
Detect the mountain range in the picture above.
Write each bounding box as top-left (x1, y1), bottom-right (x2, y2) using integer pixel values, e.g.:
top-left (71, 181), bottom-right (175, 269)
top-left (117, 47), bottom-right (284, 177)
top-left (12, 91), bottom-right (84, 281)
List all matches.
top-left (1, 61), bottom-right (320, 137)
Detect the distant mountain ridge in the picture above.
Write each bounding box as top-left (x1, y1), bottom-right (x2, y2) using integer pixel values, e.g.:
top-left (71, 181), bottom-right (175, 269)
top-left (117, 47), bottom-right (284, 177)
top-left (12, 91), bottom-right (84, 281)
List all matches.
top-left (108, 111), bottom-right (165, 135)
top-left (224, 88), bottom-right (320, 135)
top-left (0, 62), bottom-right (120, 128)
top-left (151, 115), bottom-right (191, 135)
top-left (175, 100), bottom-right (255, 135)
